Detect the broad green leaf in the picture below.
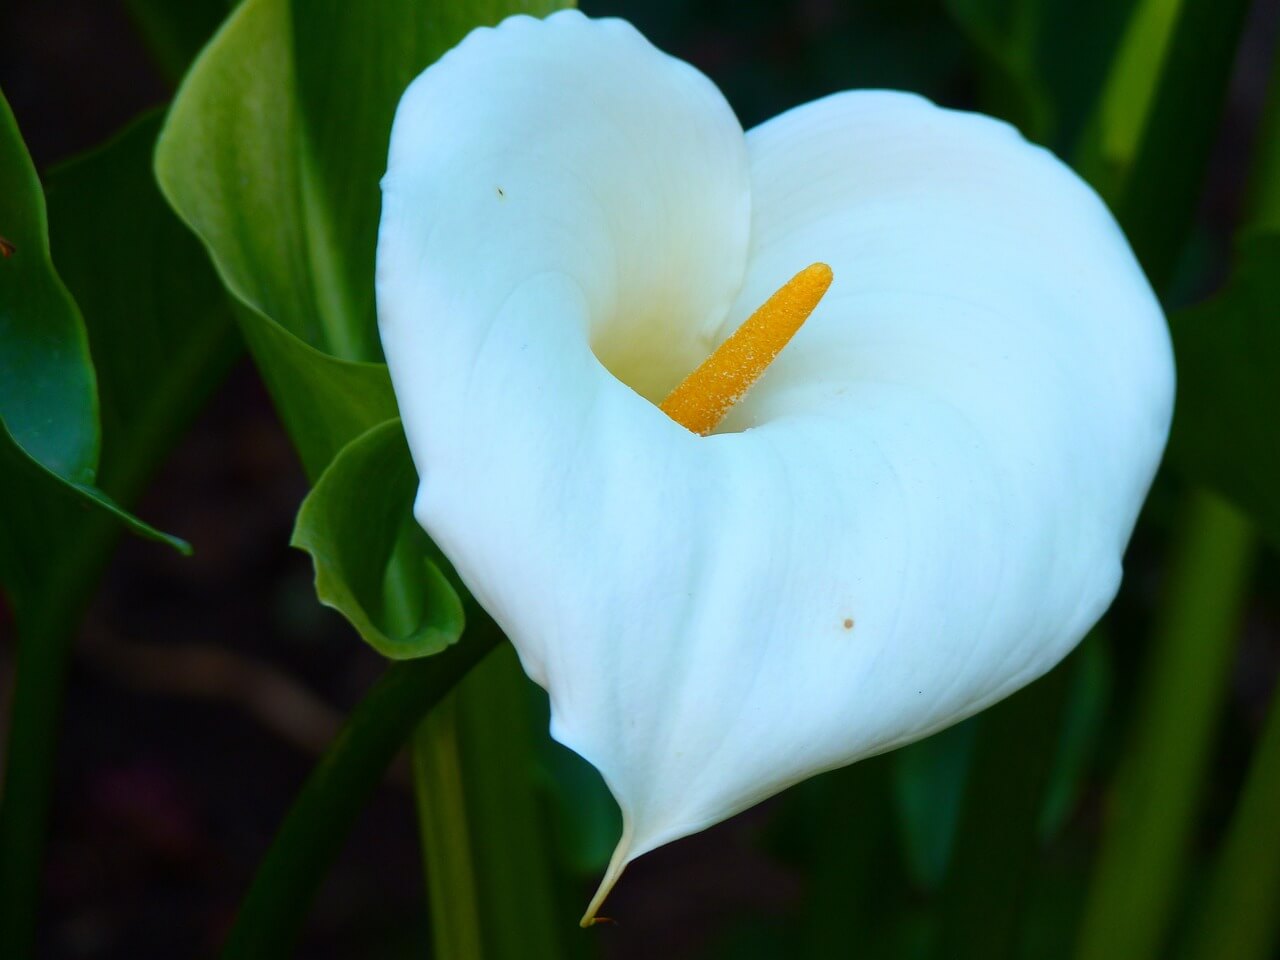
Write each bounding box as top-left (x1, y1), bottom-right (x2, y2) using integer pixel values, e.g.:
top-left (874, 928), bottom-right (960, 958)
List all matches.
top-left (0, 88), bottom-right (98, 484)
top-left (0, 424), bottom-right (188, 608)
top-left (236, 306), bottom-right (396, 479)
top-left (156, 0), bottom-right (571, 478)
top-left (44, 112), bottom-right (240, 501)
top-left (0, 92), bottom-right (188, 614)
top-left (1, 110), bottom-right (236, 956)
top-left (1167, 235), bottom-right (1280, 548)
top-left (156, 0), bottom-right (366, 359)
top-left (293, 419), bottom-right (463, 660)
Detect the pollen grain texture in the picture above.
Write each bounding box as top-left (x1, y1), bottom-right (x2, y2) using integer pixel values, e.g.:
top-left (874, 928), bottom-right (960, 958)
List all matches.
top-left (660, 262), bottom-right (832, 435)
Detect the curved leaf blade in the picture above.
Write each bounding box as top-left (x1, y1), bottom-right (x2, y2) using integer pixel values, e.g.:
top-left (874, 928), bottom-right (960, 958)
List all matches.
top-left (293, 419), bottom-right (463, 659)
top-left (155, 0), bottom-right (574, 480)
top-left (236, 303), bottom-right (397, 479)
top-left (0, 89), bottom-right (98, 483)
top-left (0, 93), bottom-right (190, 606)
top-left (44, 110), bottom-right (241, 500)
top-left (1, 107), bottom-right (238, 956)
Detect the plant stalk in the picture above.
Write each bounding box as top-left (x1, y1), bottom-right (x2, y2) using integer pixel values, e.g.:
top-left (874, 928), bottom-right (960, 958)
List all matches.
top-left (412, 696), bottom-right (486, 959)
top-left (410, 642), bottom-right (567, 959)
top-left (1073, 490), bottom-right (1255, 960)
top-left (1179, 679), bottom-right (1280, 960)
top-left (219, 622), bottom-right (499, 958)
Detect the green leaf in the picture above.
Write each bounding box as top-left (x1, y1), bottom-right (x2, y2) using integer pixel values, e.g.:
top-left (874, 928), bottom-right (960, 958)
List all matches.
top-left (1, 109), bottom-right (237, 956)
top-left (891, 637), bottom-right (1107, 903)
top-left (1167, 235), bottom-right (1280, 548)
top-left (933, 664), bottom-right (1072, 960)
top-left (123, 0), bottom-right (234, 84)
top-left (1037, 634), bottom-right (1112, 839)
top-left (790, 756), bottom-right (908, 958)
top-left (220, 621), bottom-right (502, 960)
top-left (1072, 0), bottom-right (1183, 195)
top-left (945, 0), bottom-right (1136, 149)
top-left (293, 419), bottom-right (463, 660)
top-left (1068, 0), bottom-right (1251, 288)
top-left (235, 306), bottom-right (397, 480)
top-left (156, 0), bottom-right (369, 360)
top-left (0, 424), bottom-right (188, 607)
top-left (1072, 18), bottom-right (1273, 954)
top-left (156, 0), bottom-right (571, 479)
top-left (1179, 682), bottom-right (1280, 960)
top-left (953, 0), bottom-right (1250, 285)
top-left (0, 89), bottom-right (98, 483)
top-left (945, 0), bottom-right (1045, 136)
top-left (415, 646), bottom-right (568, 959)
top-left (891, 718), bottom-right (977, 891)
top-left (1163, 26), bottom-right (1280, 543)
top-left (44, 111), bottom-right (240, 503)
top-left (0, 93), bottom-right (189, 612)
top-left (1110, 0), bottom-right (1250, 290)
top-left (537, 720), bottom-right (621, 877)
top-left (1073, 492), bottom-right (1255, 960)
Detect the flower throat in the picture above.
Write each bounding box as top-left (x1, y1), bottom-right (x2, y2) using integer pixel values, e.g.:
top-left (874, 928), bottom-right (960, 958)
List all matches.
top-left (660, 262), bottom-right (832, 435)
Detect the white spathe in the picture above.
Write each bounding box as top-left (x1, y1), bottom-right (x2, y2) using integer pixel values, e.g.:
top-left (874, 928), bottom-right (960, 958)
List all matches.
top-left (377, 9), bottom-right (1174, 912)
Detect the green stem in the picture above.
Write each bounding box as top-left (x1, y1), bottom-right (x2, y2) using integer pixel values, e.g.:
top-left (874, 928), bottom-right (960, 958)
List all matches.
top-left (219, 621), bottom-right (499, 959)
top-left (1073, 0), bottom-right (1252, 290)
top-left (411, 644), bottom-right (567, 960)
top-left (412, 698), bottom-right (485, 960)
top-left (0, 554), bottom-right (103, 957)
top-left (1180, 680), bottom-right (1280, 960)
top-left (0, 426), bottom-right (185, 956)
top-left (1073, 490), bottom-right (1256, 960)
top-left (452, 647), bottom-right (565, 958)
top-left (384, 536), bottom-right (491, 959)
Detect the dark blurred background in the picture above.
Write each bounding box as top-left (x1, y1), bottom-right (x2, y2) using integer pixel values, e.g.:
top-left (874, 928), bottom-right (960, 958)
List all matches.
top-left (2, 1), bottom-right (1278, 958)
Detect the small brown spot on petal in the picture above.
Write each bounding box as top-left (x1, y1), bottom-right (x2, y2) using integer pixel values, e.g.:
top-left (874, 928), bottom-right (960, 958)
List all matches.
top-left (842, 618), bottom-right (854, 630)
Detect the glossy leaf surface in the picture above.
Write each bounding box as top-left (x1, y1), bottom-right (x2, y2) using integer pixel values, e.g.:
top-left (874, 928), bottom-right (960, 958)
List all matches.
top-left (292, 418), bottom-right (463, 660)
top-left (156, 0), bottom-right (568, 479)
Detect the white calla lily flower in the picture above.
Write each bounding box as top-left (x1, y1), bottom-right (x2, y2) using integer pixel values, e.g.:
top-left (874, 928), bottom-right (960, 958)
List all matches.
top-left (376, 10), bottom-right (1173, 922)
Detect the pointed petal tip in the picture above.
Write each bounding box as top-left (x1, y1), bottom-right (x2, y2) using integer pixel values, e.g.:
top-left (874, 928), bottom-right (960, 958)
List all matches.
top-left (579, 828), bottom-right (634, 928)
